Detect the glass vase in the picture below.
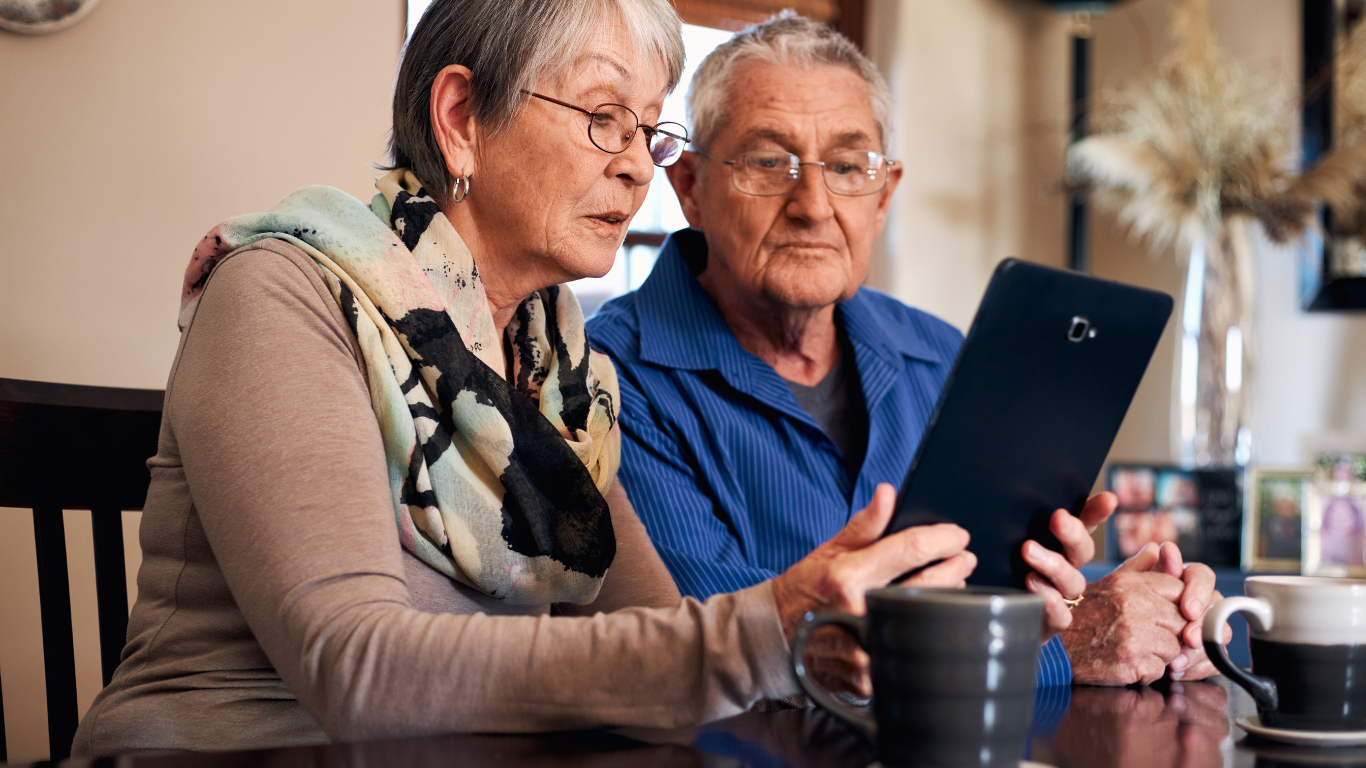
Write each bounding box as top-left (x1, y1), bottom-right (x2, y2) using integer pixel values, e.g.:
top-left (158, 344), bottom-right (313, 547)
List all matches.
top-left (1175, 217), bottom-right (1256, 467)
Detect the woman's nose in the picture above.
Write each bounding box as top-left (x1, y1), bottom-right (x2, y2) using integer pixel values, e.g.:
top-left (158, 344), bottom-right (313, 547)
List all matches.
top-left (611, 131), bottom-right (656, 187)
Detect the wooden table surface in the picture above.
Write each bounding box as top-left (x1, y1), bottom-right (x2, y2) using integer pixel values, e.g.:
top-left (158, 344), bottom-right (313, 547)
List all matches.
top-left (18, 678), bottom-right (1363, 767)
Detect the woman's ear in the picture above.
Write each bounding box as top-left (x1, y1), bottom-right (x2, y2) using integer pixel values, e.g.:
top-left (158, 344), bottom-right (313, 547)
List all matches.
top-left (430, 64), bottom-right (479, 183)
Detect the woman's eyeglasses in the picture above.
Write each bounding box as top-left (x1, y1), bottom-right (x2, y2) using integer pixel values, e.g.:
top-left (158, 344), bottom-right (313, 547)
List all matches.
top-left (526, 92), bottom-right (690, 167)
top-left (698, 149), bottom-right (897, 197)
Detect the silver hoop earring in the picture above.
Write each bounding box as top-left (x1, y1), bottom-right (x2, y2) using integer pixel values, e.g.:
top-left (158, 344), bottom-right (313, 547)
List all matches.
top-left (451, 176), bottom-right (471, 203)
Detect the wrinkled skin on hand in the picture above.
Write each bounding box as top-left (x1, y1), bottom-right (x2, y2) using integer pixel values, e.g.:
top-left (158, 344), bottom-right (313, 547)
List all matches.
top-left (771, 483), bottom-right (976, 697)
top-left (1062, 542), bottom-right (1231, 686)
top-left (1051, 683), bottom-right (1229, 768)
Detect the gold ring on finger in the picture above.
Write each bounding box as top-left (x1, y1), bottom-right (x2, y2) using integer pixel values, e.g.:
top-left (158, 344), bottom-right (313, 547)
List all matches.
top-left (1063, 595), bottom-right (1084, 610)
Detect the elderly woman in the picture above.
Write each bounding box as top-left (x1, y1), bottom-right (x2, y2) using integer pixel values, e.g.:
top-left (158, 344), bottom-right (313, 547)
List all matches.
top-left (71, 0), bottom-right (975, 757)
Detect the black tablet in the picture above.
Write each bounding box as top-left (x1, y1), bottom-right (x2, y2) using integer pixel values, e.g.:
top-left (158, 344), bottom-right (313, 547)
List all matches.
top-left (883, 258), bottom-right (1173, 587)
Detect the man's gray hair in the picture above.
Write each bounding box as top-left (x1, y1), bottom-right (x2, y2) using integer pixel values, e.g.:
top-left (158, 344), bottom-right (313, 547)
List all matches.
top-left (686, 13), bottom-right (891, 154)
top-left (390, 0), bottom-right (685, 206)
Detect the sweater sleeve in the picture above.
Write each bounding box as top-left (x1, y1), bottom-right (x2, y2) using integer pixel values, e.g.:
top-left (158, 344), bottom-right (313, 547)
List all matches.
top-left (167, 242), bottom-right (798, 742)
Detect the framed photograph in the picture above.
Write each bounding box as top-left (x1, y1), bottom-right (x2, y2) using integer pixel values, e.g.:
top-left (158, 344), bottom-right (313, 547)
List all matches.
top-left (1316, 452), bottom-right (1366, 485)
top-left (1303, 485), bottom-right (1366, 577)
top-left (1110, 465), bottom-right (1166, 560)
top-left (1106, 464), bottom-right (1241, 566)
top-left (1242, 468), bottom-right (1313, 573)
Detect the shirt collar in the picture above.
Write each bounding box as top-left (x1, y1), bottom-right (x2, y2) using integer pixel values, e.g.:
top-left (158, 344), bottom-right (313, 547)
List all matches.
top-left (635, 229), bottom-right (747, 372)
top-left (837, 288), bottom-right (945, 366)
top-left (635, 227), bottom-right (945, 369)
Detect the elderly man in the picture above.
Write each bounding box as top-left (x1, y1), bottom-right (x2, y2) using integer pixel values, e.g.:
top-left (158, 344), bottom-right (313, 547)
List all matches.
top-left (587, 14), bottom-right (1226, 690)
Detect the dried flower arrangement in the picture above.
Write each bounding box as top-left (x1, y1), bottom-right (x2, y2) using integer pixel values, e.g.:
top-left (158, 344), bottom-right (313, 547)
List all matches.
top-left (1065, 0), bottom-right (1286, 464)
top-left (1069, 0), bottom-right (1366, 252)
top-left (1068, 0), bottom-right (1366, 465)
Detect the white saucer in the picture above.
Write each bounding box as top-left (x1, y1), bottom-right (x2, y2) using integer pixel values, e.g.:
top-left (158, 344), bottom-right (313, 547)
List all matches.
top-left (1238, 715), bottom-right (1366, 746)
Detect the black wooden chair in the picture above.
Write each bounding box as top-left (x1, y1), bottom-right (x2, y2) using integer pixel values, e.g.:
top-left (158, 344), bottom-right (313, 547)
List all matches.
top-left (0, 378), bottom-right (163, 762)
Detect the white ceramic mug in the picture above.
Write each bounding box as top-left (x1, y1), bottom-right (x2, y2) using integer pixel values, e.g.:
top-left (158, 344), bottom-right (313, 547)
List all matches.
top-left (1203, 575), bottom-right (1366, 731)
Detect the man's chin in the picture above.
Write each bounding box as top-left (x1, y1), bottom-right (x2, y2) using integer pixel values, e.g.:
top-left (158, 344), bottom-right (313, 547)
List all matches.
top-left (762, 279), bottom-right (858, 311)
top-left (758, 256), bottom-right (861, 310)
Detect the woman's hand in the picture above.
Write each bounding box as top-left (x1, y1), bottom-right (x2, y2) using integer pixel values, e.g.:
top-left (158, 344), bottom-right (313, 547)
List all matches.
top-left (770, 483), bottom-right (975, 695)
top-left (1020, 492), bottom-right (1117, 640)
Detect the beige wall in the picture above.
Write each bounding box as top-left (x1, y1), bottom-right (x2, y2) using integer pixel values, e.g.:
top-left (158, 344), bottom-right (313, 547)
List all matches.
top-left (0, 0), bottom-right (401, 760)
top-left (865, 0), bottom-right (1072, 330)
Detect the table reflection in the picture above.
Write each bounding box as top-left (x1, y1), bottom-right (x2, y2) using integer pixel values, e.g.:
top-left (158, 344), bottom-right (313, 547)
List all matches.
top-left (619, 708), bottom-right (874, 768)
top-left (1034, 682), bottom-right (1230, 768)
top-left (665, 681), bottom-right (1366, 768)
top-left (37, 679), bottom-right (1366, 768)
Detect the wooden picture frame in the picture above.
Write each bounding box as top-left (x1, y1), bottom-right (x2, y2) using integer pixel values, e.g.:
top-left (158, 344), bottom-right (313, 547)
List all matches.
top-left (1303, 482), bottom-right (1366, 577)
top-left (1242, 468), bottom-right (1313, 573)
top-left (672, 0), bottom-right (864, 48)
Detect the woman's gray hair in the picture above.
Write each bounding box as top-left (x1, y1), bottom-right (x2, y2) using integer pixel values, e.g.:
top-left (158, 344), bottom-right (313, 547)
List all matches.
top-left (686, 12), bottom-right (891, 154)
top-left (390, 0), bottom-right (685, 206)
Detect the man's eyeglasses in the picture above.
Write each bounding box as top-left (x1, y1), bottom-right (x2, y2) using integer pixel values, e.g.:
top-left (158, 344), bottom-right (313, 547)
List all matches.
top-left (698, 149), bottom-right (897, 197)
top-left (526, 92), bottom-right (690, 167)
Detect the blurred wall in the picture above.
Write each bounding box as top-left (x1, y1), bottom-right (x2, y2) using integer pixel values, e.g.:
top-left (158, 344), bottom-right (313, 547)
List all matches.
top-left (0, 0), bottom-right (401, 760)
top-left (866, 0), bottom-right (1366, 472)
top-left (865, 0), bottom-right (1072, 331)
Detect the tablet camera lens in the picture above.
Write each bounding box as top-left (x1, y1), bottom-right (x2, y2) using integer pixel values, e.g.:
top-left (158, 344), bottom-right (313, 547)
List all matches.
top-left (1067, 316), bottom-right (1090, 343)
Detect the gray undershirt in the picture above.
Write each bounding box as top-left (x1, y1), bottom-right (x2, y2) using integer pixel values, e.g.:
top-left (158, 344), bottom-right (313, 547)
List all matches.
top-left (784, 333), bottom-right (869, 482)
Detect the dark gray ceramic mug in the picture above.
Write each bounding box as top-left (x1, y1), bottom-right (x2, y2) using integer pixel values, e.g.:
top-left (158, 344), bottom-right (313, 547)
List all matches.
top-left (792, 587), bottom-right (1045, 768)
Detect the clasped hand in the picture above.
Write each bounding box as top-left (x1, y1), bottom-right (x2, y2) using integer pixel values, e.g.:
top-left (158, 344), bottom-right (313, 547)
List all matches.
top-left (770, 484), bottom-right (1230, 695)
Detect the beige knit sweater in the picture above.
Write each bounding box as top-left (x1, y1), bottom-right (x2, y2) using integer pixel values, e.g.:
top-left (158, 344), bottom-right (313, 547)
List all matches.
top-left (72, 239), bottom-right (798, 758)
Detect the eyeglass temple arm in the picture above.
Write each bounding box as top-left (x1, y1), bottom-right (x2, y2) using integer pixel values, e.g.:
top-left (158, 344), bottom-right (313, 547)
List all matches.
top-left (523, 91), bottom-right (595, 117)
top-left (646, 126), bottom-right (690, 144)
top-left (526, 90), bottom-right (689, 144)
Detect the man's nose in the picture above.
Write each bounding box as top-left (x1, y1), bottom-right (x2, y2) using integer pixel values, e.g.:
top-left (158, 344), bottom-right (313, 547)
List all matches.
top-left (784, 164), bottom-right (833, 223)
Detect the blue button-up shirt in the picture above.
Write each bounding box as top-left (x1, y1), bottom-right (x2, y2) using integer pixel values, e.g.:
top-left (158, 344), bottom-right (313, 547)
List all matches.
top-left (587, 229), bottom-right (1071, 686)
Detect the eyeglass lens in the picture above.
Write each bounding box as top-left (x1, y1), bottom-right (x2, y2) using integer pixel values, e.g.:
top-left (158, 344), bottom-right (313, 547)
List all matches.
top-left (586, 104), bottom-right (688, 167)
top-left (647, 125), bottom-right (687, 166)
top-left (731, 150), bottom-right (889, 196)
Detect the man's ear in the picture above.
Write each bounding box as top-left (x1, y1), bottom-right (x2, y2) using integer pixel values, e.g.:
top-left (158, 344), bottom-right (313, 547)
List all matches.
top-left (430, 64), bottom-right (479, 185)
top-left (666, 151), bottom-right (706, 230)
top-left (871, 159), bottom-right (902, 236)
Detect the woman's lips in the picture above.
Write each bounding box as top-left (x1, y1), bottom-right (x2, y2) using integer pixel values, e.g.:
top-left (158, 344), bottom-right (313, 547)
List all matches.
top-left (586, 212), bottom-right (629, 236)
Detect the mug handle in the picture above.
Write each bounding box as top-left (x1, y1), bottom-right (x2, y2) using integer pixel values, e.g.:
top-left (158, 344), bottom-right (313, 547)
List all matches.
top-left (1202, 596), bottom-right (1279, 711)
top-left (791, 611), bottom-right (878, 741)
